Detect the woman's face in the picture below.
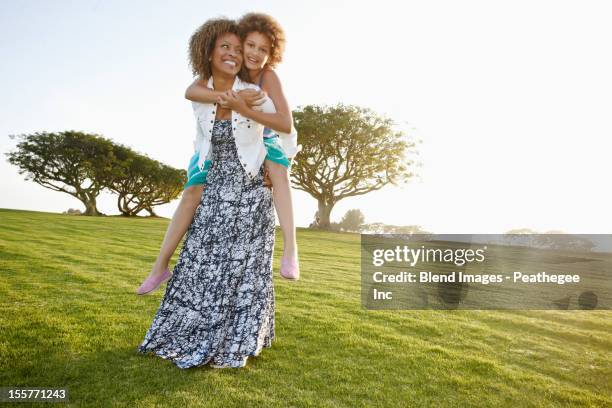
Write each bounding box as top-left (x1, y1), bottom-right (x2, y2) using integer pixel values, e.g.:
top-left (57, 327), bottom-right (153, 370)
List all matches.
top-left (243, 31), bottom-right (271, 71)
top-left (210, 32), bottom-right (243, 77)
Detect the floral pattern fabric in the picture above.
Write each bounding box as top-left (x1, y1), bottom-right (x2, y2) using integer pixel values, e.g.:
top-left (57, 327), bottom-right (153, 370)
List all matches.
top-left (138, 119), bottom-right (276, 368)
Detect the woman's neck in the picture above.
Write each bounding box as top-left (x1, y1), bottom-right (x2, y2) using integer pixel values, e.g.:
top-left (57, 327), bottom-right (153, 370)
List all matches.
top-left (211, 73), bottom-right (236, 91)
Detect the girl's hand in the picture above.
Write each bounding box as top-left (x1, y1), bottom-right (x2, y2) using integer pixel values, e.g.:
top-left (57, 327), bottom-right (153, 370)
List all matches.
top-left (237, 89), bottom-right (266, 109)
top-left (217, 91), bottom-right (249, 115)
top-left (216, 95), bottom-right (229, 109)
top-left (263, 166), bottom-right (273, 188)
top-left (216, 95), bottom-right (228, 109)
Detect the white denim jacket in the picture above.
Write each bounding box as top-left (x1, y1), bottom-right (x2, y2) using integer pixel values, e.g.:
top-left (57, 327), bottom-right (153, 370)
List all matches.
top-left (192, 76), bottom-right (300, 179)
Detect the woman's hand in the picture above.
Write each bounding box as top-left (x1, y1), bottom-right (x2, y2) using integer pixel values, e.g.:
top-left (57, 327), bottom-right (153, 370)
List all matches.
top-left (217, 91), bottom-right (249, 115)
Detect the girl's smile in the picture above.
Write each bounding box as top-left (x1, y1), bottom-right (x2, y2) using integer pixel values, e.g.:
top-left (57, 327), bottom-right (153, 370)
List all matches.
top-left (243, 31), bottom-right (271, 71)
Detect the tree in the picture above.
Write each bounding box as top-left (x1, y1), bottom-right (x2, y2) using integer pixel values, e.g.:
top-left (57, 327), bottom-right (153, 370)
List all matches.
top-left (340, 209), bottom-right (365, 232)
top-left (503, 229), bottom-right (596, 251)
top-left (141, 164), bottom-right (186, 216)
top-left (6, 131), bottom-right (185, 217)
top-left (361, 222), bottom-right (430, 235)
top-left (6, 131), bottom-right (116, 215)
top-left (107, 144), bottom-right (186, 217)
top-left (292, 104), bottom-right (418, 229)
top-left (534, 233), bottom-right (595, 251)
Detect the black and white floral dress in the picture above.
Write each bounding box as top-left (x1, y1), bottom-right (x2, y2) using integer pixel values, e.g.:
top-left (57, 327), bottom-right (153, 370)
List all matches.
top-left (137, 120), bottom-right (276, 368)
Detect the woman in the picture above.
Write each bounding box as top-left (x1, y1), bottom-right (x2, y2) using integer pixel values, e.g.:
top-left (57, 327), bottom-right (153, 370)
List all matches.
top-left (137, 18), bottom-right (283, 368)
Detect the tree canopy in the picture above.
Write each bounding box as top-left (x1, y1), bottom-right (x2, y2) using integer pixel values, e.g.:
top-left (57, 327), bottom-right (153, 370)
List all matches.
top-left (6, 131), bottom-right (185, 216)
top-left (292, 104), bottom-right (418, 228)
top-left (109, 144), bottom-right (185, 216)
top-left (339, 209), bottom-right (366, 232)
top-left (6, 131), bottom-right (116, 215)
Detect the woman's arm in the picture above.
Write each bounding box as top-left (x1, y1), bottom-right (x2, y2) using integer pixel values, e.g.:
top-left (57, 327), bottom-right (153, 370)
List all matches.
top-left (220, 70), bottom-right (293, 134)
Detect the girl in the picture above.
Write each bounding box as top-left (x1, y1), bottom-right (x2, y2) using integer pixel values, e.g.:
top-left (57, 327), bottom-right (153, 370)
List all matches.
top-left (185, 12), bottom-right (300, 280)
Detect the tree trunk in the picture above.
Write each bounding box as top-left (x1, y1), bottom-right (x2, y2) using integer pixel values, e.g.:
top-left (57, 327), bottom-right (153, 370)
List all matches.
top-left (117, 194), bottom-right (144, 216)
top-left (83, 198), bottom-right (100, 216)
top-left (117, 198), bottom-right (127, 216)
top-left (74, 189), bottom-right (101, 216)
top-left (117, 196), bottom-right (130, 216)
top-left (317, 198), bottom-right (335, 229)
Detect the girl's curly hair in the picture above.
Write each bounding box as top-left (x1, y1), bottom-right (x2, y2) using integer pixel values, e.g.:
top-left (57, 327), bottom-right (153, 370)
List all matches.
top-left (238, 12), bottom-right (286, 68)
top-left (188, 17), bottom-right (250, 82)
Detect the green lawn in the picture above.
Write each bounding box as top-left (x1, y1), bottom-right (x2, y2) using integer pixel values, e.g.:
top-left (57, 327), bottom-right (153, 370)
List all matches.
top-left (0, 208), bottom-right (610, 407)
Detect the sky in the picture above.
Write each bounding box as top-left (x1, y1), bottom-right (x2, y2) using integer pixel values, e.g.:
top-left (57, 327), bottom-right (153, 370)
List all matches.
top-left (1, 0), bottom-right (611, 233)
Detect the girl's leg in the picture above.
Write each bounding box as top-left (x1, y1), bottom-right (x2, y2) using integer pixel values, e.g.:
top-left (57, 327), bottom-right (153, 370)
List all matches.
top-left (265, 160), bottom-right (298, 264)
top-left (147, 184), bottom-right (204, 278)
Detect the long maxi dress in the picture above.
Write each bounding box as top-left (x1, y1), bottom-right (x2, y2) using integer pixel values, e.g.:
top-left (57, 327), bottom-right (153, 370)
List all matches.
top-left (137, 119), bottom-right (276, 368)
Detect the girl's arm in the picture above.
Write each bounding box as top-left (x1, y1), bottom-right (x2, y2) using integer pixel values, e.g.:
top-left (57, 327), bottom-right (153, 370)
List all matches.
top-left (186, 77), bottom-right (266, 107)
top-left (259, 69), bottom-right (293, 133)
top-left (185, 77), bottom-right (223, 103)
top-left (220, 70), bottom-right (293, 134)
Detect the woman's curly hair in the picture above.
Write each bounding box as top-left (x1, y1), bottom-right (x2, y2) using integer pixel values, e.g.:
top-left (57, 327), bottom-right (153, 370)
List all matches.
top-left (188, 17), bottom-right (250, 82)
top-left (238, 12), bottom-right (286, 68)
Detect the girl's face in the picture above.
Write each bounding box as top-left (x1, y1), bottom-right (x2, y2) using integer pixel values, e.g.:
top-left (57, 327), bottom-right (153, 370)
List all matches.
top-left (211, 32), bottom-right (243, 77)
top-left (243, 31), bottom-right (271, 71)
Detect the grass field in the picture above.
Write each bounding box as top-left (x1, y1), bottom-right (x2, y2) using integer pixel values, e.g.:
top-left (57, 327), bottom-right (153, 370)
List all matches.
top-left (0, 208), bottom-right (610, 407)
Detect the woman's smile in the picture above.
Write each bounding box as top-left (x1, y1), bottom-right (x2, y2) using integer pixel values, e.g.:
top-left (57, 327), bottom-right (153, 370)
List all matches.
top-left (212, 32), bottom-right (243, 76)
